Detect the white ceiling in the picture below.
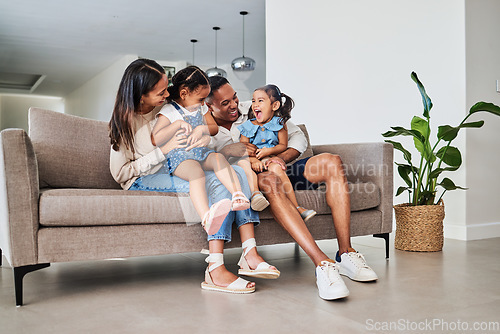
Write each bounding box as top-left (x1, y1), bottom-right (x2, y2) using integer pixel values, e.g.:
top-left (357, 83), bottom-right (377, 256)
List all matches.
top-left (0, 0), bottom-right (266, 97)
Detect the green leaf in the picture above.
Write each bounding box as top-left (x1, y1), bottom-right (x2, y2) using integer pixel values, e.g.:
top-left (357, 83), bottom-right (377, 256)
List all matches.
top-left (384, 140), bottom-right (412, 163)
top-left (429, 166), bottom-right (459, 180)
top-left (396, 186), bottom-right (409, 196)
top-left (438, 177), bottom-right (468, 191)
top-left (411, 72), bottom-right (433, 118)
top-left (461, 120), bottom-right (484, 128)
top-left (411, 116), bottom-right (430, 138)
top-left (437, 125), bottom-right (459, 141)
top-left (398, 165), bottom-right (413, 187)
top-left (383, 126), bottom-right (425, 141)
top-left (469, 102), bottom-right (500, 116)
top-left (436, 146), bottom-right (462, 168)
top-left (410, 116), bottom-right (434, 161)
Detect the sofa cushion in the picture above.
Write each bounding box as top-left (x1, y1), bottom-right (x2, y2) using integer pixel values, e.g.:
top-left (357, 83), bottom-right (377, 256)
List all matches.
top-left (29, 108), bottom-right (120, 190)
top-left (39, 182), bottom-right (380, 227)
top-left (39, 189), bottom-right (200, 227)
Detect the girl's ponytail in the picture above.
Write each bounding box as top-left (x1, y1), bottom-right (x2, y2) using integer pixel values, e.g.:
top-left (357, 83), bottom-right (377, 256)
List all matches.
top-left (277, 92), bottom-right (294, 125)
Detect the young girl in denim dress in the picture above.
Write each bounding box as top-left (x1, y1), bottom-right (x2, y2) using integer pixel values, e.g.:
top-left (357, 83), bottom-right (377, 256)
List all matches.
top-left (152, 66), bottom-right (250, 235)
top-left (238, 84), bottom-right (316, 222)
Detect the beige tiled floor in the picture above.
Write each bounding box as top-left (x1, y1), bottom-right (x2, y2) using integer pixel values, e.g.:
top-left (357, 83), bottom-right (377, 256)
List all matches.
top-left (1, 236), bottom-right (499, 333)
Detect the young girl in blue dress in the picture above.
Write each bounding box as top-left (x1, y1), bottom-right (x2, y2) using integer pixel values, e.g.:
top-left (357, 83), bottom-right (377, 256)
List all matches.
top-left (238, 84), bottom-right (316, 221)
top-left (152, 66), bottom-right (250, 234)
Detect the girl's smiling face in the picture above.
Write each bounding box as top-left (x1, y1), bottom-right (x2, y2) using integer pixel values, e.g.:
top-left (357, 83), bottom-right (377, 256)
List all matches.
top-left (180, 84), bottom-right (210, 112)
top-left (251, 89), bottom-right (280, 124)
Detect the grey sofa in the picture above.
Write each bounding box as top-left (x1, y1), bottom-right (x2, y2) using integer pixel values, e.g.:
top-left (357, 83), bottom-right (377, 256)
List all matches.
top-left (0, 108), bottom-right (393, 306)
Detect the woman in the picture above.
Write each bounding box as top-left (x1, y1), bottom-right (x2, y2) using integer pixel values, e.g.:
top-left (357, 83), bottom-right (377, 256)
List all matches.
top-left (109, 58), bottom-right (279, 294)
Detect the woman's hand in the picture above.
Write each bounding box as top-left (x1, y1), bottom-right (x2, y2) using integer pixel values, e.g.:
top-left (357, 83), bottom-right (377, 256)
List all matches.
top-left (159, 129), bottom-right (187, 154)
top-left (186, 125), bottom-right (207, 146)
top-left (185, 134), bottom-right (211, 151)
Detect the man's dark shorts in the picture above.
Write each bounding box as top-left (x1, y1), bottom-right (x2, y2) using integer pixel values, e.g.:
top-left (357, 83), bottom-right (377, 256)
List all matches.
top-left (286, 157), bottom-right (319, 191)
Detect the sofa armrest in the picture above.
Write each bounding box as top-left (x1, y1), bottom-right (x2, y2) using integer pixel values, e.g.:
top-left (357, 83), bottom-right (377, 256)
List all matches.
top-left (312, 142), bottom-right (393, 233)
top-left (0, 129), bottom-right (40, 267)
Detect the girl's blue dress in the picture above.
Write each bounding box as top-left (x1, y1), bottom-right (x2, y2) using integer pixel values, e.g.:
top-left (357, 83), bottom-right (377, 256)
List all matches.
top-left (165, 102), bottom-right (214, 174)
top-left (237, 116), bottom-right (284, 149)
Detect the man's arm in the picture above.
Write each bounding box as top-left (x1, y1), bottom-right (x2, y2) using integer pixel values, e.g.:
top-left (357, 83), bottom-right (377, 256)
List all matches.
top-left (218, 142), bottom-right (257, 159)
top-left (276, 147), bottom-right (301, 164)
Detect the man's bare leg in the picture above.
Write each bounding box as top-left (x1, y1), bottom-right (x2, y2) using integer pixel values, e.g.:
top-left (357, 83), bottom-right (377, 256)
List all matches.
top-left (258, 172), bottom-right (330, 266)
top-left (303, 153), bottom-right (351, 254)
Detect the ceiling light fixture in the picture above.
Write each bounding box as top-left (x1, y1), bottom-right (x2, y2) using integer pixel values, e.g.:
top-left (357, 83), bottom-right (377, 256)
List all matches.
top-left (190, 39), bottom-right (197, 65)
top-left (206, 27), bottom-right (227, 78)
top-left (231, 11), bottom-right (256, 72)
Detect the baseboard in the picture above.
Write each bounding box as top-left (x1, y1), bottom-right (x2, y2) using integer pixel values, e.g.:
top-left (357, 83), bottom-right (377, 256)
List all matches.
top-left (444, 224), bottom-right (467, 240)
top-left (444, 222), bottom-right (500, 241)
top-left (466, 222), bottom-right (500, 240)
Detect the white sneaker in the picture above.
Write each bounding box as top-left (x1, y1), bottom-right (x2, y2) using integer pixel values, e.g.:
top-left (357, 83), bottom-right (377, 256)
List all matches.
top-left (315, 260), bottom-right (349, 300)
top-left (337, 250), bottom-right (378, 282)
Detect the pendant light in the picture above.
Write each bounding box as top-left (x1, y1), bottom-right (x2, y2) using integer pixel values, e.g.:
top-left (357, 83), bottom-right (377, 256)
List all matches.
top-left (190, 39), bottom-right (197, 65)
top-left (231, 11), bottom-right (256, 72)
top-left (206, 27), bottom-right (227, 78)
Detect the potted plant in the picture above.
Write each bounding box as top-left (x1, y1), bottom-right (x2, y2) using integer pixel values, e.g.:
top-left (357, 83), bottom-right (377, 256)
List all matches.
top-left (382, 72), bottom-right (500, 251)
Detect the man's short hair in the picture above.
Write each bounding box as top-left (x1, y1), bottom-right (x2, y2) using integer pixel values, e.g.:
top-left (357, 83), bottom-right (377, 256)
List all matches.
top-left (206, 76), bottom-right (229, 102)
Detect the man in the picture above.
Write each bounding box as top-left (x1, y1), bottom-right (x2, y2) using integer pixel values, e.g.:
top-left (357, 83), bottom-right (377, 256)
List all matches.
top-left (205, 76), bottom-right (377, 300)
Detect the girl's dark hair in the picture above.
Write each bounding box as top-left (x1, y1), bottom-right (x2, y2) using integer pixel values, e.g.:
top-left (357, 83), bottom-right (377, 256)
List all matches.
top-left (251, 84), bottom-right (294, 125)
top-left (109, 58), bottom-right (165, 152)
top-left (167, 65), bottom-right (210, 101)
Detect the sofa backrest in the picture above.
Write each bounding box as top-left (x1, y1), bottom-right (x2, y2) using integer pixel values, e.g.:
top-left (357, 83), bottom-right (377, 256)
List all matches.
top-left (29, 108), bottom-right (121, 189)
top-left (27, 108), bottom-right (315, 190)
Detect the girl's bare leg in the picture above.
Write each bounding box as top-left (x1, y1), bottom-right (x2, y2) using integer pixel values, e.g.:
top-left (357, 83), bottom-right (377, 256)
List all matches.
top-left (203, 153), bottom-right (246, 205)
top-left (237, 159), bottom-right (259, 194)
top-left (173, 160), bottom-right (209, 218)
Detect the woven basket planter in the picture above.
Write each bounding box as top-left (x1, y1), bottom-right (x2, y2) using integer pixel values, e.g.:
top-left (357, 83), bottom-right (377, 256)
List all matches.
top-left (394, 201), bottom-right (445, 252)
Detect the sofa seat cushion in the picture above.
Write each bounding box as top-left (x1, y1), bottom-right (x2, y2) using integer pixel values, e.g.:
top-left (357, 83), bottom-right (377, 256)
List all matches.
top-left (39, 182), bottom-right (379, 227)
top-left (39, 189), bottom-right (200, 227)
top-left (258, 182), bottom-right (381, 220)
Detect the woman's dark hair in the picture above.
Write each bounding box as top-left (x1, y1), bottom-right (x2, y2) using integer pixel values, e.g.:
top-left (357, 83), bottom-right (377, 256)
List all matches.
top-left (167, 65), bottom-right (210, 101)
top-left (109, 58), bottom-right (165, 152)
top-left (251, 84), bottom-right (294, 125)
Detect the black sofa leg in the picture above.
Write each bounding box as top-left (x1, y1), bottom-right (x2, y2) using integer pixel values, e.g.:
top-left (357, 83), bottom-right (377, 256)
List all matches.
top-left (373, 233), bottom-right (390, 259)
top-left (14, 263), bottom-right (50, 306)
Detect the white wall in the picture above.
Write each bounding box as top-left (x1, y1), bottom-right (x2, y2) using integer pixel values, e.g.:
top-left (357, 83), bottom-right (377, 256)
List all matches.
top-left (0, 94), bottom-right (64, 131)
top-left (65, 55), bottom-right (266, 122)
top-left (64, 55), bottom-right (138, 121)
top-left (266, 0), bottom-right (471, 238)
top-left (464, 0), bottom-right (500, 239)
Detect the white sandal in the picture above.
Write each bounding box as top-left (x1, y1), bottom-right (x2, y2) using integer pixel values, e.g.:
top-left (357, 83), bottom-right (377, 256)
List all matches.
top-left (250, 191), bottom-right (270, 211)
top-left (238, 238), bottom-right (280, 279)
top-left (231, 191), bottom-right (250, 211)
top-left (201, 199), bottom-right (232, 235)
top-left (201, 253), bottom-right (255, 294)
